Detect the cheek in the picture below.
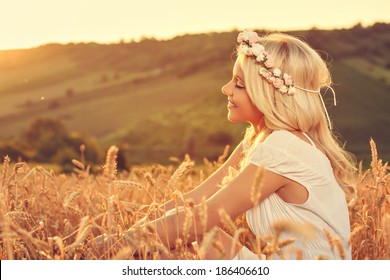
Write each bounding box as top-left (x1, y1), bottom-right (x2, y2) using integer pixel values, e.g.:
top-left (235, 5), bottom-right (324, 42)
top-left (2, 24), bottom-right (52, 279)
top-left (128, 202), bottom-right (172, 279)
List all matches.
top-left (242, 96), bottom-right (263, 119)
top-left (242, 94), bottom-right (259, 112)
top-left (246, 104), bottom-right (262, 119)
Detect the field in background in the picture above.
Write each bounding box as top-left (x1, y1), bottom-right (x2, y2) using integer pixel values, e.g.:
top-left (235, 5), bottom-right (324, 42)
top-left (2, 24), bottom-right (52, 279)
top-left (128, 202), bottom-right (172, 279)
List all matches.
top-left (0, 139), bottom-right (389, 260)
top-left (0, 23), bottom-right (389, 167)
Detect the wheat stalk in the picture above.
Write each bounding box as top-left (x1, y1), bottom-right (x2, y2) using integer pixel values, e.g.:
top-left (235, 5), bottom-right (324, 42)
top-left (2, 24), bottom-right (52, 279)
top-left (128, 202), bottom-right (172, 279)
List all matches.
top-left (1, 155), bottom-right (10, 190)
top-left (167, 159), bottom-right (194, 191)
top-left (250, 166), bottom-right (264, 206)
top-left (198, 226), bottom-right (218, 259)
top-left (217, 145), bottom-right (230, 164)
top-left (218, 208), bottom-right (237, 234)
top-left (199, 197), bottom-right (208, 234)
top-left (103, 146), bottom-right (119, 182)
top-left (1, 138), bottom-right (388, 260)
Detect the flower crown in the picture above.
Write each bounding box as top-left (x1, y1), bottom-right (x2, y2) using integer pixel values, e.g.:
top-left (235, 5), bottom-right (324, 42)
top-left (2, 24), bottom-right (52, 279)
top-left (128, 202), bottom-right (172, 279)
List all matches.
top-left (237, 30), bottom-right (338, 130)
top-left (237, 30), bottom-right (297, 95)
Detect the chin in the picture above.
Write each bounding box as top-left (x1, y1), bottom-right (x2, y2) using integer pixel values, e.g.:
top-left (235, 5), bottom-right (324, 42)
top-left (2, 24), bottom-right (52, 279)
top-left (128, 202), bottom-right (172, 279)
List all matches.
top-left (227, 115), bottom-right (243, 123)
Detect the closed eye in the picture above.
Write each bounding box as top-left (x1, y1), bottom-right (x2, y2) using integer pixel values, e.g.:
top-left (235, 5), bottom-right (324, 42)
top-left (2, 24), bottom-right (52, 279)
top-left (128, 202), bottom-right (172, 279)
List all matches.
top-left (234, 75), bottom-right (245, 89)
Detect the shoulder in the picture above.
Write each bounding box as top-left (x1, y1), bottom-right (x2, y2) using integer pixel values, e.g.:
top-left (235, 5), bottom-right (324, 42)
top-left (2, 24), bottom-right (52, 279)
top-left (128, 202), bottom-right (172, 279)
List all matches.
top-left (248, 130), bottom-right (293, 168)
top-left (243, 130), bottom-right (293, 153)
top-left (249, 130), bottom-right (333, 182)
top-left (252, 130), bottom-right (295, 156)
top-left (262, 130), bottom-right (295, 148)
top-left (251, 129), bottom-right (322, 157)
top-left (249, 130), bottom-right (320, 172)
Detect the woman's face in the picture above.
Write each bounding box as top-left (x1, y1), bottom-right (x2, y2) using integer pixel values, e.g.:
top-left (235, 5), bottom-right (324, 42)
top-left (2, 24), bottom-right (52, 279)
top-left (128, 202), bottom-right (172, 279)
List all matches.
top-left (221, 60), bottom-right (263, 126)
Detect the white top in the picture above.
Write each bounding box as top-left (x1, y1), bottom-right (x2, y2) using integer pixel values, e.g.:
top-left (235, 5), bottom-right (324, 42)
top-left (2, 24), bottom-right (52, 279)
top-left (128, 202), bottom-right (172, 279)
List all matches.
top-left (239, 130), bottom-right (351, 259)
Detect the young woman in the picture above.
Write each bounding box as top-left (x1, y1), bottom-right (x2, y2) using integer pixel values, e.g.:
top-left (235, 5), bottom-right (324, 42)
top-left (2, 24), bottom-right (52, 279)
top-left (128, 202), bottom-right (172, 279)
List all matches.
top-left (110, 30), bottom-right (356, 259)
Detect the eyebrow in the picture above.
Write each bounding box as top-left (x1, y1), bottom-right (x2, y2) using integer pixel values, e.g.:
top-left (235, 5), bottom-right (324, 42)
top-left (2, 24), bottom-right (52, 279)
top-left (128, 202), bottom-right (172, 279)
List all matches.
top-left (232, 61), bottom-right (245, 83)
top-left (234, 75), bottom-right (245, 84)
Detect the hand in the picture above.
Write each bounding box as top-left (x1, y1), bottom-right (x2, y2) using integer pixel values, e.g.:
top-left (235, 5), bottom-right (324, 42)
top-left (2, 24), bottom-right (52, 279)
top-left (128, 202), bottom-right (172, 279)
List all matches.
top-left (88, 233), bottom-right (121, 259)
top-left (87, 220), bottom-right (157, 259)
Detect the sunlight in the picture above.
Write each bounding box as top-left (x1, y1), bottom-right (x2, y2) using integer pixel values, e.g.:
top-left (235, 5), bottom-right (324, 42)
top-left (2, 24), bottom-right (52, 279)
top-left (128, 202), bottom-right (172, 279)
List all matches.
top-left (0, 0), bottom-right (388, 50)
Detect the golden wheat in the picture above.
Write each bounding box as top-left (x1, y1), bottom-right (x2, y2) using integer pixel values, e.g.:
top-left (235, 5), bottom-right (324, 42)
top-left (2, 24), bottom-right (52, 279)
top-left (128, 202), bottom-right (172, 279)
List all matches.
top-left (0, 141), bottom-right (388, 260)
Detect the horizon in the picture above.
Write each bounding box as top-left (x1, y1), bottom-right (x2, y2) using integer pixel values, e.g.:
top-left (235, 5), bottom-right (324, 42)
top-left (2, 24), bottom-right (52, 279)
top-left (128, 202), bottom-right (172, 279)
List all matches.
top-left (0, 21), bottom-right (387, 52)
top-left (1, 0), bottom-right (389, 51)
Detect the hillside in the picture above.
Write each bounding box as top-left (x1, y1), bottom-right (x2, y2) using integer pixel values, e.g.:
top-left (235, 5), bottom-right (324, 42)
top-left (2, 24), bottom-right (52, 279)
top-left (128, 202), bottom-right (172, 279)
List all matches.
top-left (0, 23), bottom-right (389, 165)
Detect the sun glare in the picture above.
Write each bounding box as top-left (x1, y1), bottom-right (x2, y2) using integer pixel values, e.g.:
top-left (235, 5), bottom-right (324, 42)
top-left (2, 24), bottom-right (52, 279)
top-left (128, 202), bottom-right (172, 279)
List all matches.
top-left (0, 0), bottom-right (389, 50)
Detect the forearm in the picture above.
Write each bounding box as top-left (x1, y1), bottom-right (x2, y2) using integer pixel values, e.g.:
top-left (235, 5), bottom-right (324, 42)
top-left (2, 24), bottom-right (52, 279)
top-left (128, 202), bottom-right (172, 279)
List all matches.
top-left (158, 143), bottom-right (243, 213)
top-left (139, 179), bottom-right (220, 227)
top-left (153, 200), bottom-right (231, 250)
top-left (157, 172), bottom-right (224, 212)
top-left (135, 143), bottom-right (245, 248)
top-left (152, 164), bottom-right (268, 248)
top-left (150, 204), bottom-right (208, 249)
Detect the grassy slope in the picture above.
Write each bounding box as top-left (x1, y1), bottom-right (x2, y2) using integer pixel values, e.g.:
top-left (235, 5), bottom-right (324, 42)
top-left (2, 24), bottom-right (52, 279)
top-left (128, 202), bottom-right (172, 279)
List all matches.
top-left (330, 60), bottom-right (390, 162)
top-left (0, 26), bottom-right (389, 164)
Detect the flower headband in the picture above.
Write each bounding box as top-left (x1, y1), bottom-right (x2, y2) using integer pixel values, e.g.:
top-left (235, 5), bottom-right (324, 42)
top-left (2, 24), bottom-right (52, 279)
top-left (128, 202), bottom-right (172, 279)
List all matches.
top-left (237, 30), bottom-right (296, 95)
top-left (237, 30), bottom-right (337, 129)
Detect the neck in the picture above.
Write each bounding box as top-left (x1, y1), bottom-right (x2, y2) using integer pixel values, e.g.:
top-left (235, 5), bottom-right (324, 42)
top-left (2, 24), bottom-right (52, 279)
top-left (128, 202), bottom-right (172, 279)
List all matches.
top-left (250, 118), bottom-right (266, 134)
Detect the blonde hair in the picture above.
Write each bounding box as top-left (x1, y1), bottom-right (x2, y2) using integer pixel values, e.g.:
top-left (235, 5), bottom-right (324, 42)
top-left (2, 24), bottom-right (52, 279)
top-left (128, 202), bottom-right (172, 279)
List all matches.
top-left (237, 33), bottom-right (356, 193)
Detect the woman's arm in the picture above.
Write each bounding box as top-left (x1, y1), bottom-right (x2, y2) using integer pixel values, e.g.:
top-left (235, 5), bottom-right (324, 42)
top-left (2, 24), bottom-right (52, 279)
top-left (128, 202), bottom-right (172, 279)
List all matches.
top-left (149, 163), bottom-right (286, 248)
top-left (157, 142), bottom-right (245, 212)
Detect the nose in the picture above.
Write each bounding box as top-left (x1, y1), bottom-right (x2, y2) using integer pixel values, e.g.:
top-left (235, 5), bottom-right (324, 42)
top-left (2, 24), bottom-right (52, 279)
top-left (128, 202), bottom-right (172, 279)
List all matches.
top-left (221, 81), bottom-right (233, 96)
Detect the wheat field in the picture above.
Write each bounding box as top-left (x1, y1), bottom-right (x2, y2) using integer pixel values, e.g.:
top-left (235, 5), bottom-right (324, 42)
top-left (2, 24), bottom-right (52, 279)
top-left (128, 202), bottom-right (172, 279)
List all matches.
top-left (0, 140), bottom-right (389, 260)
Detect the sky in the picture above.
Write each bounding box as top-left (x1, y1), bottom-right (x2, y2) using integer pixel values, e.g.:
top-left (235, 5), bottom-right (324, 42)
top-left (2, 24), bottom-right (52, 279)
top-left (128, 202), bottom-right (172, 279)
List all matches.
top-left (0, 0), bottom-right (389, 50)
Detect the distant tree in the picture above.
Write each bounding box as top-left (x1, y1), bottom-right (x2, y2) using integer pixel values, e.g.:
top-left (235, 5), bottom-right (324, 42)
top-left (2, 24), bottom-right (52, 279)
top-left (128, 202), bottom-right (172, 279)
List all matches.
top-left (24, 118), bottom-right (67, 147)
top-left (186, 136), bottom-right (196, 157)
top-left (23, 119), bottom-right (67, 161)
top-left (101, 74), bottom-right (109, 83)
top-left (22, 118), bottom-right (101, 167)
top-left (0, 141), bottom-right (29, 162)
top-left (370, 22), bottom-right (390, 31)
top-left (207, 131), bottom-right (233, 146)
top-left (52, 146), bottom-right (79, 169)
top-left (24, 99), bottom-right (33, 108)
top-left (140, 36), bottom-right (157, 42)
top-left (64, 132), bottom-right (101, 164)
top-left (352, 22), bottom-right (363, 30)
top-left (48, 100), bottom-right (60, 109)
top-left (113, 72), bottom-right (121, 80)
top-left (116, 143), bottom-right (130, 171)
top-left (66, 88), bottom-right (75, 97)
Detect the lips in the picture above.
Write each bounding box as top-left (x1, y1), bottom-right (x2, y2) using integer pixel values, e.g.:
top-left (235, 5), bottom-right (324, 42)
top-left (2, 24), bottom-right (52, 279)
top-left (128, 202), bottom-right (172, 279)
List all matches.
top-left (228, 99), bottom-right (238, 108)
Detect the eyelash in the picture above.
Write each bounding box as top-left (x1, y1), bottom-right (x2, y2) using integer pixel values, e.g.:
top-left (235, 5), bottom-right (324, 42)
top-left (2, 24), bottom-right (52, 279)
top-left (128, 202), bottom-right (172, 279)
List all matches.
top-left (235, 83), bottom-right (245, 89)
top-left (234, 77), bottom-right (245, 89)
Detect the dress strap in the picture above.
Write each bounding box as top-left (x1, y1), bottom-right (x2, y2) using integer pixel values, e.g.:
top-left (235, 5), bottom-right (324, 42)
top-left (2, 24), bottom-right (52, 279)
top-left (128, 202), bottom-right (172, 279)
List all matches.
top-left (302, 132), bottom-right (317, 148)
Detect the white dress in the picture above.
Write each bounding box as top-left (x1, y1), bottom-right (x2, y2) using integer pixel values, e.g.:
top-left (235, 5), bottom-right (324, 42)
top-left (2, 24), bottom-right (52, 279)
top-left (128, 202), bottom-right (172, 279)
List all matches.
top-left (235, 130), bottom-right (351, 260)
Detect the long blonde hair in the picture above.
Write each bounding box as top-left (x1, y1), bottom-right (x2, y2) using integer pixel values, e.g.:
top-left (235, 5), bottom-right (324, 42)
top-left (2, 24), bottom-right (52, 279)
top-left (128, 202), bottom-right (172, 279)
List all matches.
top-left (238, 33), bottom-right (356, 193)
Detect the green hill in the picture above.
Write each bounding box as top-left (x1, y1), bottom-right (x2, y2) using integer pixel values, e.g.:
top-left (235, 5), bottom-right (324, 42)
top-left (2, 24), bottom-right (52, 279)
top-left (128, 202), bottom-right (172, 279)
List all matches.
top-left (0, 23), bottom-right (389, 165)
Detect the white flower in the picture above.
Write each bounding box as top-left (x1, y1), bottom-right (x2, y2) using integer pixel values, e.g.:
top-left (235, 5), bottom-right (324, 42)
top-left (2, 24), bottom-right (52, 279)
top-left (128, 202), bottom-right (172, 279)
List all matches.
top-left (242, 31), bottom-right (257, 41)
top-left (283, 73), bottom-right (293, 86)
top-left (279, 86), bottom-right (288, 94)
top-left (241, 32), bottom-right (250, 41)
top-left (239, 44), bottom-right (249, 55)
top-left (256, 53), bottom-right (265, 62)
top-left (288, 86), bottom-right (296, 95)
top-left (251, 43), bottom-right (265, 57)
top-left (273, 68), bottom-right (282, 77)
top-left (259, 67), bottom-right (267, 75)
